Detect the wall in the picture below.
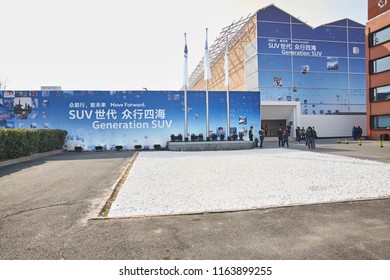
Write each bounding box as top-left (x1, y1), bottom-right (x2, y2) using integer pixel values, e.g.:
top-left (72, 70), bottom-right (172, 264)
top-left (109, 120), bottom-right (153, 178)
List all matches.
top-left (366, 6), bottom-right (390, 140)
top-left (0, 90), bottom-right (261, 150)
top-left (368, 0), bottom-right (390, 20)
top-left (244, 39), bottom-right (259, 91)
top-left (257, 5), bottom-right (366, 116)
top-left (300, 115), bottom-right (367, 138)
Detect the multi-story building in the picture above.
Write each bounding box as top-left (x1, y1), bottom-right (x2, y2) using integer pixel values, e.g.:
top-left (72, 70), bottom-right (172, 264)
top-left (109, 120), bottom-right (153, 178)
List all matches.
top-left (189, 4), bottom-right (367, 137)
top-left (366, 0), bottom-right (390, 140)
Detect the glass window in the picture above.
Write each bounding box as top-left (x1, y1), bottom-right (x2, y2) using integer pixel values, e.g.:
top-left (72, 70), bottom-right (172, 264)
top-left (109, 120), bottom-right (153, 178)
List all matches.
top-left (371, 85), bottom-right (390, 101)
top-left (371, 26), bottom-right (390, 46)
top-left (371, 56), bottom-right (390, 73)
top-left (371, 115), bottom-right (390, 129)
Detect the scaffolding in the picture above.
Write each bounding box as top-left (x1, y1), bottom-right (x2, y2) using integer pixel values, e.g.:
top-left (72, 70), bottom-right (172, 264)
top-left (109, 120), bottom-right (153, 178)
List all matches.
top-left (188, 13), bottom-right (257, 91)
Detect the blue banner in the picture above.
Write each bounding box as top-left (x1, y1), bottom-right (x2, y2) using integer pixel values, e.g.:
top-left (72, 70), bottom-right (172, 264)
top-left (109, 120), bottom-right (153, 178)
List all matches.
top-left (256, 5), bottom-right (366, 115)
top-left (0, 90), bottom-right (260, 150)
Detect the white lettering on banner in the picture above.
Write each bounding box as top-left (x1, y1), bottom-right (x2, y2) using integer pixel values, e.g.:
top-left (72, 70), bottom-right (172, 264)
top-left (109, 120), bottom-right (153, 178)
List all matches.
top-left (267, 38), bottom-right (322, 57)
top-left (108, 102), bottom-right (146, 108)
top-left (151, 120), bottom-right (172, 128)
top-left (69, 110), bottom-right (93, 120)
top-left (69, 109), bottom-right (167, 121)
top-left (91, 120), bottom-right (173, 129)
top-left (69, 107), bottom-right (172, 129)
top-left (92, 121), bottom-right (149, 129)
top-left (144, 109), bottom-right (155, 119)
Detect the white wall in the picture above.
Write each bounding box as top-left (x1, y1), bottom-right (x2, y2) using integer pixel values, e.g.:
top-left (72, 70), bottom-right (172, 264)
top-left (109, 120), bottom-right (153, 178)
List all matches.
top-left (300, 115), bottom-right (367, 138)
top-left (244, 39), bottom-right (259, 91)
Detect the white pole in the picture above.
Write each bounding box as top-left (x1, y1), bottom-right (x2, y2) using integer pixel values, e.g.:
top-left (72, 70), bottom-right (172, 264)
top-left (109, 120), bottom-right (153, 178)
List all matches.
top-left (184, 85), bottom-right (188, 139)
top-left (184, 33), bottom-right (189, 140)
top-left (206, 80), bottom-right (209, 138)
top-left (225, 35), bottom-right (230, 138)
top-left (226, 86), bottom-right (230, 138)
top-left (204, 28), bottom-right (211, 139)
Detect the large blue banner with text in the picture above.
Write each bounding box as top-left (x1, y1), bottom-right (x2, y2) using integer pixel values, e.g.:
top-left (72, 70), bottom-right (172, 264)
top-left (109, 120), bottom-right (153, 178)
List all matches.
top-left (257, 6), bottom-right (366, 115)
top-left (0, 90), bottom-right (260, 150)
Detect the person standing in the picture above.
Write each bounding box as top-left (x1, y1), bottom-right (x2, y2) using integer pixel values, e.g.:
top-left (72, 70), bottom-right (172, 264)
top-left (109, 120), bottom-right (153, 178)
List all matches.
top-left (357, 126), bottom-right (363, 139)
top-left (282, 130), bottom-right (289, 148)
top-left (277, 128), bottom-right (283, 147)
top-left (306, 127), bottom-right (315, 150)
top-left (312, 127), bottom-right (317, 149)
top-left (259, 129), bottom-right (264, 148)
top-left (295, 126), bottom-right (301, 142)
top-left (249, 126), bottom-right (254, 141)
top-left (352, 126), bottom-right (357, 140)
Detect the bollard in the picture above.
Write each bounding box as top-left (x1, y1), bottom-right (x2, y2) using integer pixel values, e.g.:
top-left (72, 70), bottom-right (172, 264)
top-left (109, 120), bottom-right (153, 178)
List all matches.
top-left (380, 139), bottom-right (384, 148)
top-left (345, 138), bottom-right (349, 144)
top-left (337, 138), bottom-right (341, 144)
top-left (358, 138), bottom-right (362, 146)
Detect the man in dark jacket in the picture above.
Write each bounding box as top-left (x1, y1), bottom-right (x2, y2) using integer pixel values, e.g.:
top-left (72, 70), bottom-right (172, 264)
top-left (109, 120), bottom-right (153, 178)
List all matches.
top-left (259, 129), bottom-right (264, 148)
top-left (249, 126), bottom-right (254, 141)
top-left (277, 128), bottom-right (283, 147)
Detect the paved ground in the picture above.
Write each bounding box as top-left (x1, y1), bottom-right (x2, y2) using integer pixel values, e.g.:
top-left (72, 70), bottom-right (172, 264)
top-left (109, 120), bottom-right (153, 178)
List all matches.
top-left (0, 139), bottom-right (389, 259)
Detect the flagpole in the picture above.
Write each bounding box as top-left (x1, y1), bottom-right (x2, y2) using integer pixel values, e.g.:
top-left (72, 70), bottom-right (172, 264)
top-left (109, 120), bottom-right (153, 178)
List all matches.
top-left (225, 35), bottom-right (230, 139)
top-left (204, 28), bottom-right (210, 139)
top-left (206, 79), bottom-right (209, 139)
top-left (184, 84), bottom-right (188, 140)
top-left (226, 85), bottom-right (230, 139)
top-left (184, 33), bottom-right (188, 140)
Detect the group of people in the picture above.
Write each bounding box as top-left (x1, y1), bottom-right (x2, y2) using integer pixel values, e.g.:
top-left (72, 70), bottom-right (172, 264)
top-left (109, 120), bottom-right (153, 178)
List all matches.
top-left (295, 126), bottom-right (317, 149)
top-left (352, 126), bottom-right (363, 140)
top-left (276, 128), bottom-right (290, 148)
top-left (248, 125), bottom-right (318, 150)
top-left (249, 126), bottom-right (265, 148)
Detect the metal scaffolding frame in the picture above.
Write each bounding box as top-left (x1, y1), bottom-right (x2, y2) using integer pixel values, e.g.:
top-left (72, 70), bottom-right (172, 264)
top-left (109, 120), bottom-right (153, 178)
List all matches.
top-left (188, 13), bottom-right (256, 89)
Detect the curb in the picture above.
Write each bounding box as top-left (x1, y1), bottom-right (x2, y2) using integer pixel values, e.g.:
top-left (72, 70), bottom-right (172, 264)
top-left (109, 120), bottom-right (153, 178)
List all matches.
top-left (0, 150), bottom-right (64, 168)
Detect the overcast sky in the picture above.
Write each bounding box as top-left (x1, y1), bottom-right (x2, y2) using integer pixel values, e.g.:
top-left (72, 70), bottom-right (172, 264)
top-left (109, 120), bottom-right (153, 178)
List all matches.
top-left (0, 0), bottom-right (367, 90)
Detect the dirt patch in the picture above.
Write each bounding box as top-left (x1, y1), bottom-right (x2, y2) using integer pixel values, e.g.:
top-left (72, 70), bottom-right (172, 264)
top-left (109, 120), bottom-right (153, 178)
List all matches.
top-left (98, 152), bottom-right (139, 217)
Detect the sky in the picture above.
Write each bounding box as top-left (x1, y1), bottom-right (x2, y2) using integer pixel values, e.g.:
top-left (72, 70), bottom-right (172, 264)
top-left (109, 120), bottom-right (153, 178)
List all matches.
top-left (0, 0), bottom-right (367, 91)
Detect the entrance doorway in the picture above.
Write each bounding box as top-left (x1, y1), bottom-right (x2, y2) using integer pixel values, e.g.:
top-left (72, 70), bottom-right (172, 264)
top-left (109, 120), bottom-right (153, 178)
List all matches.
top-left (261, 120), bottom-right (286, 137)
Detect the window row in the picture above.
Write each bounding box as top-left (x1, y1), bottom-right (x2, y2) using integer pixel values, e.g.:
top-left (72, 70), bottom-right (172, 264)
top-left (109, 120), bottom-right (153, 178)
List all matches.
top-left (371, 114), bottom-right (390, 129)
top-left (370, 55), bottom-right (390, 74)
top-left (370, 85), bottom-right (390, 102)
top-left (370, 25), bottom-right (390, 47)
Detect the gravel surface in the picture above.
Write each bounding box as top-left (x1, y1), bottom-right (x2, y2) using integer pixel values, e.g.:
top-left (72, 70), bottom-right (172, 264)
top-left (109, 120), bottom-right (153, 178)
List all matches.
top-left (108, 149), bottom-right (390, 217)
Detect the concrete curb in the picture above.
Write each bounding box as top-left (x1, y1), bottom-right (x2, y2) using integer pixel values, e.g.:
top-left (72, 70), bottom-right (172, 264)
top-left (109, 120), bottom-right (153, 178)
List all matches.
top-left (0, 150), bottom-right (64, 168)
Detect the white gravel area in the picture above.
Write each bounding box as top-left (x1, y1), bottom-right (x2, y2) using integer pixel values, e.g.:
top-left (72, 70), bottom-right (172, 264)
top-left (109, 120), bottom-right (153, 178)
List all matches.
top-left (108, 149), bottom-right (390, 217)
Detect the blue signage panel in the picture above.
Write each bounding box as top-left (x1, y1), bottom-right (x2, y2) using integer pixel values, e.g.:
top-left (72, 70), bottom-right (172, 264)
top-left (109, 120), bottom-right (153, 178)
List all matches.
top-left (257, 6), bottom-right (366, 115)
top-left (0, 90), bottom-right (260, 149)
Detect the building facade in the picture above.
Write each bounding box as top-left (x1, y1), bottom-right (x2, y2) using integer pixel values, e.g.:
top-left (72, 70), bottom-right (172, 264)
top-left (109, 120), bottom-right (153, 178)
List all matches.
top-left (189, 5), bottom-right (367, 137)
top-left (366, 0), bottom-right (390, 140)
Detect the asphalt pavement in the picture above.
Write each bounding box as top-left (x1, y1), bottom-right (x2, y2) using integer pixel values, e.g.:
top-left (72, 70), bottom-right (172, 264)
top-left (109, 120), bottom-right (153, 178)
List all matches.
top-left (0, 139), bottom-right (389, 259)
